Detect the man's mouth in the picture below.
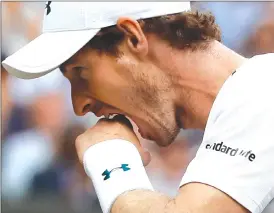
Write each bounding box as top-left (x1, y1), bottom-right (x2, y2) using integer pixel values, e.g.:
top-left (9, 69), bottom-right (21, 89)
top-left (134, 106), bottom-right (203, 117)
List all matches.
top-left (110, 114), bottom-right (134, 130)
top-left (93, 103), bottom-right (153, 141)
top-left (103, 113), bottom-right (120, 119)
top-left (103, 113), bottom-right (151, 140)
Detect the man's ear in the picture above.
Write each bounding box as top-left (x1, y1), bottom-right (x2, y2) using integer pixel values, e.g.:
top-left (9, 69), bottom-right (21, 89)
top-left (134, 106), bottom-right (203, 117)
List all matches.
top-left (117, 17), bottom-right (148, 57)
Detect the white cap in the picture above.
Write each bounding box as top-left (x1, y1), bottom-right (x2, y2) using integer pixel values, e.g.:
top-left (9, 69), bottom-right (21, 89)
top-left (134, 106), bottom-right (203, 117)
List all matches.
top-left (2, 2), bottom-right (191, 79)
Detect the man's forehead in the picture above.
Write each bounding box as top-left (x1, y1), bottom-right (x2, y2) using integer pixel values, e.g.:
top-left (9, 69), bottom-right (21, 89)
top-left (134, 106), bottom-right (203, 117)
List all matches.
top-left (59, 45), bottom-right (97, 73)
top-left (62, 55), bottom-right (78, 67)
top-left (61, 46), bottom-right (88, 67)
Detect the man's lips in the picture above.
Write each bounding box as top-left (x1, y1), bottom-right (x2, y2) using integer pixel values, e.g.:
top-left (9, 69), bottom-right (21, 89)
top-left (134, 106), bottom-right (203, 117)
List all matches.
top-left (138, 128), bottom-right (147, 139)
top-left (129, 116), bottom-right (152, 140)
top-left (91, 102), bottom-right (104, 116)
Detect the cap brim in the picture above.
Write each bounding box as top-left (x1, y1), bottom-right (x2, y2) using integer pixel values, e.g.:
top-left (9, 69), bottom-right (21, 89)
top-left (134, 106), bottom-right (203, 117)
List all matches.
top-left (2, 29), bottom-right (100, 79)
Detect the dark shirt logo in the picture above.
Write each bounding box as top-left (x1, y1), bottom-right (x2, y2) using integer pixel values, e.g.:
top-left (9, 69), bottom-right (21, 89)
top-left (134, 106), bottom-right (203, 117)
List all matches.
top-left (45, 1), bottom-right (52, 15)
top-left (205, 142), bottom-right (256, 162)
top-left (102, 164), bottom-right (131, 181)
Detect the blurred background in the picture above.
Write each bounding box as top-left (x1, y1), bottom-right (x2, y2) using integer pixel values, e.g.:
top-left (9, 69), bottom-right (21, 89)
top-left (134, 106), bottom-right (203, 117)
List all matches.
top-left (1, 2), bottom-right (274, 213)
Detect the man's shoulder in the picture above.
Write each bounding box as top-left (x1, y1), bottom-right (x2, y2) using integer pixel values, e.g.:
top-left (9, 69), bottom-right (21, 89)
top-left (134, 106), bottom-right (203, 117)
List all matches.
top-left (239, 53), bottom-right (274, 77)
top-left (211, 53), bottom-right (274, 114)
top-left (179, 53), bottom-right (274, 213)
top-left (251, 53), bottom-right (274, 63)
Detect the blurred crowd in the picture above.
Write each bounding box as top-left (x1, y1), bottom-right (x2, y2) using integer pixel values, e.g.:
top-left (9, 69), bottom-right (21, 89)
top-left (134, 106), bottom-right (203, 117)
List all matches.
top-left (1, 2), bottom-right (274, 213)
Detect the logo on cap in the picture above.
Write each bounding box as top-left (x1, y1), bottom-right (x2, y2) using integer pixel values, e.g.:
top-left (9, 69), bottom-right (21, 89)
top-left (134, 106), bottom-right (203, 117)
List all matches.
top-left (45, 1), bottom-right (52, 15)
top-left (102, 164), bottom-right (131, 181)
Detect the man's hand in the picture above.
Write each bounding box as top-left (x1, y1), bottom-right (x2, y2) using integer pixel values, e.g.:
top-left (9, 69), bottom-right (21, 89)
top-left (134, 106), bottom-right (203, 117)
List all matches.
top-left (75, 114), bottom-right (151, 166)
top-left (75, 115), bottom-right (250, 213)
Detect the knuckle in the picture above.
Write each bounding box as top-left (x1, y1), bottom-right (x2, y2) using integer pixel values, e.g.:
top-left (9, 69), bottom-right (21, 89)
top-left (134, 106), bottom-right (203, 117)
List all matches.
top-left (74, 142), bottom-right (80, 154)
top-left (75, 134), bottom-right (84, 145)
top-left (97, 117), bottom-right (110, 124)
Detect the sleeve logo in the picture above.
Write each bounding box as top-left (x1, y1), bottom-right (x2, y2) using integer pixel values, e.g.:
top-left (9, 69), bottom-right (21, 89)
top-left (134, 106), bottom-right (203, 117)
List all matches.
top-left (102, 164), bottom-right (131, 181)
top-left (205, 142), bottom-right (256, 162)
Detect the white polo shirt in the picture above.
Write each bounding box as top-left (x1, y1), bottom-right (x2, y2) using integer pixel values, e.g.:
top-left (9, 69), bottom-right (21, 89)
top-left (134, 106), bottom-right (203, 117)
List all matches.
top-left (180, 53), bottom-right (274, 213)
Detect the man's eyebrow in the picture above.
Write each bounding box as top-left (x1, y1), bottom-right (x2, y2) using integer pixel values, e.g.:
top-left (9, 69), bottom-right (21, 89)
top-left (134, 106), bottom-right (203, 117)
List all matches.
top-left (59, 64), bottom-right (66, 74)
top-left (59, 59), bottom-right (75, 74)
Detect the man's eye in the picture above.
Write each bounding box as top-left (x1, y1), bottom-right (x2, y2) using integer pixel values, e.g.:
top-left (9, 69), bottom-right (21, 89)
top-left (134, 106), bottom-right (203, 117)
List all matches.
top-left (73, 67), bottom-right (86, 79)
top-left (74, 66), bottom-right (83, 72)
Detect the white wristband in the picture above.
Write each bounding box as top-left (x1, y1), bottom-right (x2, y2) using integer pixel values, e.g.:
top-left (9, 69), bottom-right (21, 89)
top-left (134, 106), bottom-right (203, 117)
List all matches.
top-left (83, 139), bottom-right (154, 213)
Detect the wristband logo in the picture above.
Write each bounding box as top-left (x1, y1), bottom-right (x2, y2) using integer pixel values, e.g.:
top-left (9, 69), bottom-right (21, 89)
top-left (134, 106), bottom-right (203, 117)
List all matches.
top-left (45, 1), bottom-right (52, 15)
top-left (102, 164), bottom-right (131, 181)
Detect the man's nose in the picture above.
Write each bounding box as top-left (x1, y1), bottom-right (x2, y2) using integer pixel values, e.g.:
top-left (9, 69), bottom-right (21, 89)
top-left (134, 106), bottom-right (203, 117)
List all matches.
top-left (70, 81), bottom-right (94, 116)
top-left (71, 84), bottom-right (103, 117)
top-left (72, 95), bottom-right (93, 116)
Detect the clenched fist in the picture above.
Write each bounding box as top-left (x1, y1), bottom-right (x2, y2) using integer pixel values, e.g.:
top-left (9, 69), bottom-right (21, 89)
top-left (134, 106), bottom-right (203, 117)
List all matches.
top-left (75, 115), bottom-right (151, 166)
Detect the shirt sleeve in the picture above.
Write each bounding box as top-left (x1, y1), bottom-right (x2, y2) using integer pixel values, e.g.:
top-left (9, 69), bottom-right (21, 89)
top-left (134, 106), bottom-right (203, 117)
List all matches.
top-left (180, 68), bottom-right (274, 213)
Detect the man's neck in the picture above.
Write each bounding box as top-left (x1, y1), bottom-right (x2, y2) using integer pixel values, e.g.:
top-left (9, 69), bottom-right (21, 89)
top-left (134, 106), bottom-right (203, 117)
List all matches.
top-left (170, 41), bottom-right (247, 129)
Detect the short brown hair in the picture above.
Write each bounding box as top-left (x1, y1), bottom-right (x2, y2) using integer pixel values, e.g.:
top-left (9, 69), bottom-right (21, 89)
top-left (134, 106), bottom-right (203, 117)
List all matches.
top-left (87, 10), bottom-right (221, 56)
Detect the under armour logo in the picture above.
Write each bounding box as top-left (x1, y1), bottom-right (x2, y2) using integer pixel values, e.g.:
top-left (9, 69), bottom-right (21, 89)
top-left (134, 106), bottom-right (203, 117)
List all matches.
top-left (102, 164), bottom-right (131, 181)
top-left (45, 1), bottom-right (52, 15)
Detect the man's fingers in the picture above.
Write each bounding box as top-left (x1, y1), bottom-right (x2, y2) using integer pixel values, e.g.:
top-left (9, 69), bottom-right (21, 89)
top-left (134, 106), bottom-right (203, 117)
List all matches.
top-left (80, 116), bottom-right (150, 171)
top-left (97, 117), bottom-right (111, 123)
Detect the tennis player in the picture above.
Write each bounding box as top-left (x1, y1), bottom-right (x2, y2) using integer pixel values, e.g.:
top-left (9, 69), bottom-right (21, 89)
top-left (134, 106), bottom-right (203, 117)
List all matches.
top-left (2, 2), bottom-right (274, 213)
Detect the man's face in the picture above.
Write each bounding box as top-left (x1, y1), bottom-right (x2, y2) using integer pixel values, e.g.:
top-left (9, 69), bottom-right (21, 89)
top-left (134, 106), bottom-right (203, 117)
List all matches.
top-left (61, 43), bottom-right (180, 146)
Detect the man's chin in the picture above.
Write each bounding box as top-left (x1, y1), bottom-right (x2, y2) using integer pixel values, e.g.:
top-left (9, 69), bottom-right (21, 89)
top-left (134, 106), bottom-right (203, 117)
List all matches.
top-left (148, 132), bottom-right (178, 147)
top-left (134, 120), bottom-right (179, 146)
top-left (163, 129), bottom-right (181, 146)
